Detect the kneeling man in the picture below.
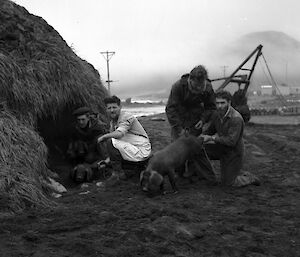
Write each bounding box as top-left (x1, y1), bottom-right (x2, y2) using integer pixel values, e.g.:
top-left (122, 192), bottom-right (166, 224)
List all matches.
top-left (97, 95), bottom-right (151, 184)
top-left (200, 90), bottom-right (260, 187)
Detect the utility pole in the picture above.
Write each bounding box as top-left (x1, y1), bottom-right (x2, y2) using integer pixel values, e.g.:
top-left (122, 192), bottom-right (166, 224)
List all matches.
top-left (220, 65), bottom-right (228, 77)
top-left (100, 51), bottom-right (115, 95)
top-left (285, 61), bottom-right (288, 85)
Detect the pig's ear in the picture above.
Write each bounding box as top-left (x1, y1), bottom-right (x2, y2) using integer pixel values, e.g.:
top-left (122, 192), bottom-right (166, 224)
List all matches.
top-left (140, 169), bottom-right (151, 184)
top-left (149, 171), bottom-right (163, 186)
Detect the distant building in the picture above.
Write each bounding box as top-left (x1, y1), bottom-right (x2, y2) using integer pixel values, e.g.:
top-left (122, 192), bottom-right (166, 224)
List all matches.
top-left (260, 85), bottom-right (274, 95)
top-left (260, 84), bottom-right (299, 95)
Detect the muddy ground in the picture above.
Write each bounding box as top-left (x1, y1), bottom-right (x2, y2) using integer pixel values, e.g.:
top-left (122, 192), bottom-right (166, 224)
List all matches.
top-left (0, 114), bottom-right (299, 257)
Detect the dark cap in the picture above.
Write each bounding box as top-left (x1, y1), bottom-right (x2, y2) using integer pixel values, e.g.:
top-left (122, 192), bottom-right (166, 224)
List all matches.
top-left (72, 106), bottom-right (91, 116)
top-left (189, 65), bottom-right (208, 81)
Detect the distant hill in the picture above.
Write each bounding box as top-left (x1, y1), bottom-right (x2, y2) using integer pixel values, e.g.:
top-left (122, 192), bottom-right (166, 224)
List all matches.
top-left (227, 31), bottom-right (300, 55)
top-left (219, 31), bottom-right (300, 89)
top-left (132, 31), bottom-right (300, 100)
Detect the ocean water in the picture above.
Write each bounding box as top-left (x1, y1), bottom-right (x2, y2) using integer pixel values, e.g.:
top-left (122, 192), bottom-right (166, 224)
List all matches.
top-left (122, 105), bottom-right (165, 117)
top-left (122, 105), bottom-right (300, 125)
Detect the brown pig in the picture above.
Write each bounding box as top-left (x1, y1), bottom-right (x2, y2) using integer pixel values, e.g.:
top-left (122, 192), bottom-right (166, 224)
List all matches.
top-left (140, 135), bottom-right (203, 194)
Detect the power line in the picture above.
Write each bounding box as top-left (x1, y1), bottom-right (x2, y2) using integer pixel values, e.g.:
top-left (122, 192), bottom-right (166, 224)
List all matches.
top-left (100, 51), bottom-right (115, 95)
top-left (261, 53), bottom-right (287, 106)
top-left (258, 58), bottom-right (273, 85)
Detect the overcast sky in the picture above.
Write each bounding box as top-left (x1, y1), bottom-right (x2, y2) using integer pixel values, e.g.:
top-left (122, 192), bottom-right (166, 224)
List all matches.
top-left (13, 0), bottom-right (300, 98)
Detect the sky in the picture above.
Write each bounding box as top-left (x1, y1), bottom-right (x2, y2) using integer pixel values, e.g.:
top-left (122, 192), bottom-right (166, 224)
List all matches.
top-left (13, 0), bottom-right (300, 98)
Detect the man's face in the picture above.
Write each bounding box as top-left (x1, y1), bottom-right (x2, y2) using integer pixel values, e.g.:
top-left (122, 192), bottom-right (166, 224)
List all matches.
top-left (216, 97), bottom-right (230, 116)
top-left (106, 103), bottom-right (121, 120)
top-left (76, 114), bottom-right (90, 128)
top-left (188, 77), bottom-right (206, 94)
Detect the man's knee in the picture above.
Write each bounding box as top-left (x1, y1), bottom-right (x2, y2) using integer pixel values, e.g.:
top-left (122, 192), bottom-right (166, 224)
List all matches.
top-left (105, 139), bottom-right (115, 154)
top-left (220, 154), bottom-right (243, 185)
top-left (105, 139), bottom-right (123, 161)
top-left (97, 140), bottom-right (109, 159)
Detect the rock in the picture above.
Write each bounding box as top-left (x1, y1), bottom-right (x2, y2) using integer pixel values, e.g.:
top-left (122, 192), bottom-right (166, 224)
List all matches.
top-left (46, 177), bottom-right (67, 193)
top-left (96, 181), bottom-right (104, 187)
top-left (80, 183), bottom-right (89, 189)
top-left (51, 192), bottom-right (62, 198)
top-left (96, 181), bottom-right (106, 191)
top-left (79, 191), bottom-right (90, 195)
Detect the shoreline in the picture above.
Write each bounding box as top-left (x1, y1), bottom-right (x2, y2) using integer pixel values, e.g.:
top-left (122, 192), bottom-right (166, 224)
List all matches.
top-left (141, 113), bottom-right (300, 126)
top-left (122, 103), bottom-right (165, 108)
top-left (121, 104), bottom-right (300, 126)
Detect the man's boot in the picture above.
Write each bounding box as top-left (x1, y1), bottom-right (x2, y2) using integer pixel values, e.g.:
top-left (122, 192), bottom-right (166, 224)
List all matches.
top-left (232, 171), bottom-right (261, 187)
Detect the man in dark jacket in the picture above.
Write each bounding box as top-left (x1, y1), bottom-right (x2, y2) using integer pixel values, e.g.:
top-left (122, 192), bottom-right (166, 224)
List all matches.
top-left (166, 65), bottom-right (216, 139)
top-left (67, 107), bottom-right (108, 165)
top-left (200, 90), bottom-right (260, 186)
top-left (165, 65), bottom-right (217, 182)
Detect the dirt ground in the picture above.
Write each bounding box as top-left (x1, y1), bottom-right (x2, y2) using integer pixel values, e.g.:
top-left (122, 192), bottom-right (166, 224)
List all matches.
top-left (0, 113), bottom-right (299, 257)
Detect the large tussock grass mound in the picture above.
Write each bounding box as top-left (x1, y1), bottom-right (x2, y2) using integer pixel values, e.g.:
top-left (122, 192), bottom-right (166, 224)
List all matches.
top-left (0, 0), bottom-right (108, 211)
top-left (0, 110), bottom-right (50, 211)
top-left (0, 0), bottom-right (108, 123)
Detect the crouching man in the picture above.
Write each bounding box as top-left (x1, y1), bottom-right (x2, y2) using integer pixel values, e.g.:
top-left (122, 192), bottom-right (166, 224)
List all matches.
top-left (67, 107), bottom-right (109, 182)
top-left (67, 107), bottom-right (108, 165)
top-left (199, 90), bottom-right (260, 187)
top-left (97, 95), bottom-right (151, 185)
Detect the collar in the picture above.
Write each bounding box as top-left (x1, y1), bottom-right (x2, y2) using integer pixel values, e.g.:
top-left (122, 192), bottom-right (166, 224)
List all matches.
top-left (223, 106), bottom-right (234, 119)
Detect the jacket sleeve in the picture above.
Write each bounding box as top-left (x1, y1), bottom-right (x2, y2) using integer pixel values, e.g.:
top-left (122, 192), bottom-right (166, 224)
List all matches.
top-left (214, 117), bottom-right (243, 147)
top-left (91, 120), bottom-right (108, 140)
top-left (201, 82), bottom-right (216, 123)
top-left (165, 81), bottom-right (183, 131)
top-left (115, 114), bottom-right (134, 135)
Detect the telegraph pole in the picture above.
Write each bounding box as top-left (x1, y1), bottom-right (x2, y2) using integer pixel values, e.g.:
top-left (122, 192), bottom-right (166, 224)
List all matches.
top-left (220, 65), bottom-right (228, 77)
top-left (100, 51), bottom-right (115, 95)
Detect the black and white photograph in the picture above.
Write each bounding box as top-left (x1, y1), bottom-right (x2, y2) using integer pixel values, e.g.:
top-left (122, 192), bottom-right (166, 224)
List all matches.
top-left (0, 0), bottom-right (299, 256)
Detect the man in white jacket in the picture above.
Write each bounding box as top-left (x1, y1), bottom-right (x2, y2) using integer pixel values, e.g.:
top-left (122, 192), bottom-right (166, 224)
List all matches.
top-left (97, 95), bottom-right (151, 185)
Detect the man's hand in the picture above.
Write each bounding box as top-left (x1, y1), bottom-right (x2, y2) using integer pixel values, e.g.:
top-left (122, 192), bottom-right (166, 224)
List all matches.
top-left (178, 128), bottom-right (186, 137)
top-left (97, 134), bottom-right (107, 143)
top-left (194, 120), bottom-right (203, 130)
top-left (199, 134), bottom-right (213, 143)
top-left (202, 122), bottom-right (211, 134)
